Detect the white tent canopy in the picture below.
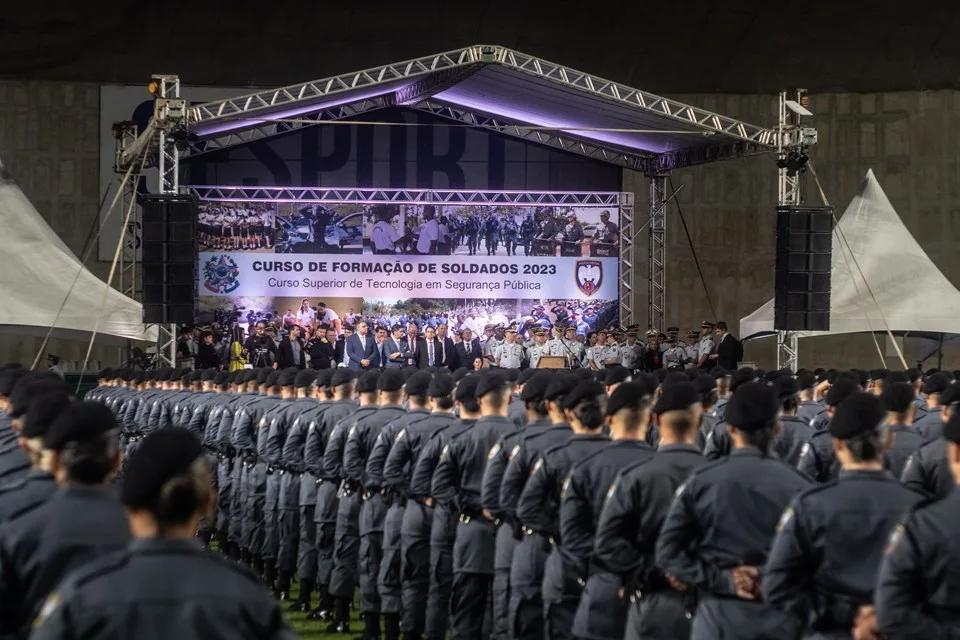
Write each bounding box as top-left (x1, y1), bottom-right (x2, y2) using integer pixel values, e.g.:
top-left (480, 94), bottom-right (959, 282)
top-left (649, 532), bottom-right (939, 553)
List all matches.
top-left (741, 169), bottom-right (960, 340)
top-left (0, 157), bottom-right (155, 345)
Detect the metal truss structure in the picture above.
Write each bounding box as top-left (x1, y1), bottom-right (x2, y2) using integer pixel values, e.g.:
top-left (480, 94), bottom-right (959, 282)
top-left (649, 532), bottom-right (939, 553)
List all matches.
top-left (189, 185), bottom-right (635, 330)
top-left (648, 176), bottom-right (668, 332)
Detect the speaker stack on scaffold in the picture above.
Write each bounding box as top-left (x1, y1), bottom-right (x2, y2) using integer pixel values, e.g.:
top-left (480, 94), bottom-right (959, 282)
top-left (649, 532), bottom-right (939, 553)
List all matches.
top-left (774, 205), bottom-right (833, 332)
top-left (141, 195), bottom-right (198, 324)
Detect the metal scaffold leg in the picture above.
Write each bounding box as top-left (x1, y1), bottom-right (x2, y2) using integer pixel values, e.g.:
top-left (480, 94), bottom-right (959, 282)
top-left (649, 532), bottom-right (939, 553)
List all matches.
top-left (648, 174), bottom-right (667, 333)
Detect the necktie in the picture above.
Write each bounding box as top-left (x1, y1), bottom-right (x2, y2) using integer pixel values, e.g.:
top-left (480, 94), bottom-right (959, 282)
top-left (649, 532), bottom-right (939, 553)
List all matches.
top-left (409, 339), bottom-right (414, 364)
top-left (440, 339), bottom-right (445, 363)
top-left (428, 342), bottom-right (434, 367)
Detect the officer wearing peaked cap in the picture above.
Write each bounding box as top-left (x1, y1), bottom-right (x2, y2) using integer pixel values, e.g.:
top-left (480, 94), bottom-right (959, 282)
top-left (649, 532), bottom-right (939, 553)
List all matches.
top-left (304, 368), bottom-right (359, 620)
top-left (655, 382), bottom-right (811, 640)
top-left (874, 410), bottom-right (960, 639)
top-left (502, 374), bottom-right (575, 640)
top-left (324, 370), bottom-right (381, 634)
top-left (29, 428), bottom-right (297, 640)
top-left (0, 402), bottom-right (131, 637)
top-left (366, 371), bottom-right (434, 640)
top-left (560, 380), bottom-right (655, 640)
top-left (413, 374), bottom-right (482, 640)
top-left (382, 374), bottom-right (459, 640)
top-left (765, 392), bottom-right (925, 639)
top-left (594, 380), bottom-right (704, 640)
top-left (432, 372), bottom-right (520, 639)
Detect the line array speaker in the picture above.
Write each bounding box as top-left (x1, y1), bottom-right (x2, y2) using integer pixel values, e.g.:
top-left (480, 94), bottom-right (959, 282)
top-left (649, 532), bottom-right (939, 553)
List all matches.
top-left (141, 195), bottom-right (198, 324)
top-left (774, 205), bottom-right (833, 332)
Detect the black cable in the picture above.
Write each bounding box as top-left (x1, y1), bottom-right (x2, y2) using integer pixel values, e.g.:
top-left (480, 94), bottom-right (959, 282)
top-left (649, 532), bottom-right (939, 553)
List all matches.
top-left (667, 176), bottom-right (717, 321)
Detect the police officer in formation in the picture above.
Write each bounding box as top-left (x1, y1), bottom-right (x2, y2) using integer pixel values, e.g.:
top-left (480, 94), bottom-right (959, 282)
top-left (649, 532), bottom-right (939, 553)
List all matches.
top-left (2, 360), bottom-right (959, 639)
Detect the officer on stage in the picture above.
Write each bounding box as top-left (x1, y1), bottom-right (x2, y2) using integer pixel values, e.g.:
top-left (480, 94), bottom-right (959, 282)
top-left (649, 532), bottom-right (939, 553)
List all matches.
top-left (764, 392), bottom-right (924, 638)
top-left (655, 382), bottom-right (811, 639)
top-left (527, 328), bottom-right (549, 370)
top-left (412, 375), bottom-right (482, 640)
top-left (493, 327), bottom-right (525, 370)
top-left (433, 372), bottom-right (519, 639)
top-left (598, 332), bottom-right (622, 368)
top-left (383, 375), bottom-right (459, 640)
top-left (594, 381), bottom-right (704, 640)
top-left (561, 380), bottom-right (656, 640)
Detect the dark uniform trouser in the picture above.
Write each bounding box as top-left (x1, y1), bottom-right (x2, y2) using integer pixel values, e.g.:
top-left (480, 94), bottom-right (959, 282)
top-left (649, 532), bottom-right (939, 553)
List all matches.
top-left (243, 462), bottom-right (267, 554)
top-left (277, 471), bottom-right (301, 574)
top-left (624, 591), bottom-right (691, 640)
top-left (400, 502), bottom-right (432, 635)
top-left (262, 469), bottom-right (282, 559)
top-left (425, 506), bottom-right (456, 639)
top-left (508, 533), bottom-right (550, 640)
top-left (542, 549), bottom-right (581, 640)
top-left (492, 524), bottom-right (517, 640)
top-left (314, 481), bottom-right (340, 587)
top-left (450, 572), bottom-right (494, 640)
top-left (329, 492), bottom-right (362, 600)
top-left (358, 493), bottom-right (387, 614)
top-left (199, 452), bottom-right (219, 536)
top-left (377, 502), bottom-right (405, 614)
top-left (297, 472), bottom-right (319, 582)
top-left (215, 456), bottom-right (233, 540)
top-left (573, 572), bottom-right (629, 640)
top-left (691, 596), bottom-right (800, 640)
top-left (230, 459), bottom-right (247, 546)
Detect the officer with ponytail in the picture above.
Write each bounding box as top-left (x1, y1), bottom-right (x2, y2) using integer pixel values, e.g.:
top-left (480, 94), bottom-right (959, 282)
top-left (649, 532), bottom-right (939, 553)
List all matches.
top-left (0, 402), bottom-right (130, 637)
top-left (655, 382), bottom-right (811, 640)
top-left (764, 392), bottom-right (924, 638)
top-left (30, 428), bottom-right (296, 639)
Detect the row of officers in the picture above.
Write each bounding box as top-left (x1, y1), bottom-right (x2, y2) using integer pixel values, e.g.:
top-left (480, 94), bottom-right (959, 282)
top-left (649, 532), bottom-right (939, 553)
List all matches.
top-left (0, 362), bottom-right (957, 639)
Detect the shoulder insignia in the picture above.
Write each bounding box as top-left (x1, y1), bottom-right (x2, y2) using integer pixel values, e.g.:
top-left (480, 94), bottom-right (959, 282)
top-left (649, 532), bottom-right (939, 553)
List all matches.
top-left (33, 591), bottom-right (61, 628)
top-left (902, 455), bottom-right (914, 475)
top-left (799, 442), bottom-right (811, 459)
top-left (561, 475), bottom-right (572, 498)
top-left (258, 417), bottom-right (268, 428)
top-left (508, 444), bottom-right (521, 461)
top-left (604, 482), bottom-right (617, 505)
top-left (440, 443), bottom-right (450, 460)
top-left (395, 429), bottom-right (407, 442)
top-left (674, 482), bottom-right (687, 499)
top-left (885, 524), bottom-right (904, 556)
top-left (530, 457), bottom-right (544, 477)
top-left (776, 507), bottom-right (794, 534)
top-left (348, 425), bottom-right (357, 438)
top-left (488, 443), bottom-right (502, 460)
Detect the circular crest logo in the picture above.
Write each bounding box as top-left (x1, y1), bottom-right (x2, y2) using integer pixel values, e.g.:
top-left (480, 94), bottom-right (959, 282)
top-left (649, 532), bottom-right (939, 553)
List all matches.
top-left (203, 255), bottom-right (240, 294)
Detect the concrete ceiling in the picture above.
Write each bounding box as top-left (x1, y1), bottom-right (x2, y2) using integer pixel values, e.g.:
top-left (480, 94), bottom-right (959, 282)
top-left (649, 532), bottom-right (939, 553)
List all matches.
top-left (2, 0), bottom-right (959, 94)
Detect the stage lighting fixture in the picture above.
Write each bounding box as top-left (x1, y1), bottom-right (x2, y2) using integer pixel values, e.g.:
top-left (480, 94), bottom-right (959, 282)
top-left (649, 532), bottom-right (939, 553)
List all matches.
top-left (148, 80), bottom-right (160, 96)
top-left (785, 100), bottom-right (813, 117)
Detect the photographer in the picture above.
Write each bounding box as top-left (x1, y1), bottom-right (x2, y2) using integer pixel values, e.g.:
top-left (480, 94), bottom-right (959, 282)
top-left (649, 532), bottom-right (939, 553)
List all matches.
top-left (307, 326), bottom-right (337, 370)
top-left (242, 322), bottom-right (277, 369)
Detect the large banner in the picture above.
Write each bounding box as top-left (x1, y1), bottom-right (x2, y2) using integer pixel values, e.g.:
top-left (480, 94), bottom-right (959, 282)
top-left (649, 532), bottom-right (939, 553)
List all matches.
top-left (196, 199), bottom-right (621, 337)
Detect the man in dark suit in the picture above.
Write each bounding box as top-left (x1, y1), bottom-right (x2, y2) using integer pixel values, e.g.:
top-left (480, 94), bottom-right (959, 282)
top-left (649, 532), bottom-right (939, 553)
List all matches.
top-left (436, 324), bottom-right (456, 369)
top-left (401, 322), bottom-right (420, 367)
top-left (276, 325), bottom-right (306, 369)
top-left (334, 326), bottom-right (352, 368)
top-left (415, 326), bottom-right (444, 369)
top-left (711, 320), bottom-right (743, 371)
top-left (382, 324), bottom-right (409, 369)
top-left (346, 320), bottom-right (378, 371)
top-left (451, 327), bottom-right (483, 370)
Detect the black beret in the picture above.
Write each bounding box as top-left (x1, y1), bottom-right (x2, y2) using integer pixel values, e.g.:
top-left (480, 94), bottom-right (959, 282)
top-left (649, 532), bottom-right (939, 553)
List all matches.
top-left (607, 380), bottom-right (653, 416)
top-left (797, 371), bottom-right (816, 390)
top-left (830, 392), bottom-right (886, 439)
top-left (663, 372), bottom-right (690, 388)
top-left (428, 375), bottom-right (454, 398)
top-left (563, 381), bottom-right (605, 411)
top-left (544, 375), bottom-right (577, 402)
top-left (881, 382), bottom-right (915, 413)
top-left (504, 369), bottom-right (521, 383)
top-left (120, 428), bottom-right (205, 509)
top-left (358, 371), bottom-right (381, 394)
top-left (573, 368), bottom-right (595, 382)
top-left (454, 374), bottom-right (481, 402)
top-left (594, 369), bottom-right (609, 385)
top-left (316, 369), bottom-right (335, 388)
top-left (869, 369), bottom-right (889, 382)
top-left (476, 372), bottom-right (509, 399)
top-left (923, 372), bottom-right (951, 395)
top-left (906, 369), bottom-right (920, 384)
top-left (654, 369), bottom-right (670, 384)
top-left (517, 368), bottom-right (539, 386)
top-left (694, 375), bottom-right (717, 395)
top-left (144, 370), bottom-right (157, 381)
top-left (402, 367), bottom-right (419, 382)
top-left (0, 369), bottom-right (26, 397)
top-left (710, 367), bottom-right (731, 379)
top-left (942, 410), bottom-right (960, 445)
top-left (825, 378), bottom-right (859, 407)
top-left (604, 366), bottom-right (632, 386)
top-left (265, 370), bottom-right (283, 387)
top-left (9, 374), bottom-right (65, 418)
top-left (729, 369), bottom-right (756, 392)
top-left (685, 369), bottom-right (700, 381)
top-left (653, 382), bottom-right (700, 414)
top-left (452, 368), bottom-right (471, 383)
top-left (941, 382), bottom-right (960, 406)
top-left (855, 370), bottom-right (870, 387)
top-left (405, 371), bottom-right (432, 396)
top-left (295, 370), bottom-right (317, 388)
top-left (763, 370), bottom-right (781, 384)
top-left (21, 392), bottom-right (72, 439)
top-left (186, 369), bottom-right (202, 382)
top-left (886, 370), bottom-right (909, 385)
top-left (331, 368), bottom-right (358, 387)
top-left (133, 372), bottom-right (145, 385)
top-left (223, 371), bottom-right (237, 384)
top-left (214, 371), bottom-right (231, 385)
top-left (520, 373), bottom-right (551, 403)
top-left (725, 382), bottom-right (778, 432)
top-left (278, 369), bottom-right (297, 388)
top-left (44, 402), bottom-right (118, 451)
top-left (251, 368), bottom-right (269, 385)
top-left (157, 368), bottom-right (172, 382)
top-left (774, 376), bottom-right (800, 398)
top-left (172, 369), bottom-right (190, 382)
top-left (98, 367), bottom-right (115, 380)
top-left (378, 369), bottom-right (404, 392)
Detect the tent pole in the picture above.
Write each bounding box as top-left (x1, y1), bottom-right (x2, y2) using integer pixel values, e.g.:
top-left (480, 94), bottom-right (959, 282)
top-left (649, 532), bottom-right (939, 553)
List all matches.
top-left (938, 332), bottom-right (944, 370)
top-left (776, 90), bottom-right (806, 371)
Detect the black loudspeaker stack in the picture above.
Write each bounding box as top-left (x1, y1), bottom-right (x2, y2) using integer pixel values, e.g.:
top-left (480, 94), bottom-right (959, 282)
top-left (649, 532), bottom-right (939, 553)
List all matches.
top-left (142, 195), bottom-right (198, 324)
top-left (774, 205), bottom-right (833, 332)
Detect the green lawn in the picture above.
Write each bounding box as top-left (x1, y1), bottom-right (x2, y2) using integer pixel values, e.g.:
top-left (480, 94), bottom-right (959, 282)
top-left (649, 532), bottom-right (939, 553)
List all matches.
top-left (283, 582), bottom-right (362, 639)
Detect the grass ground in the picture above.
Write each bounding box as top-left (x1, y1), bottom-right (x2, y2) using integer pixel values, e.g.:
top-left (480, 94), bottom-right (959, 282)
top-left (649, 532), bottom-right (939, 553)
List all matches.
top-left (283, 581), bottom-right (362, 639)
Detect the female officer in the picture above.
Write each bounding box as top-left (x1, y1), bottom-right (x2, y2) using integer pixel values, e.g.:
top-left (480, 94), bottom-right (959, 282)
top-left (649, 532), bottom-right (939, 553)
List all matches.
top-left (31, 428), bottom-right (296, 639)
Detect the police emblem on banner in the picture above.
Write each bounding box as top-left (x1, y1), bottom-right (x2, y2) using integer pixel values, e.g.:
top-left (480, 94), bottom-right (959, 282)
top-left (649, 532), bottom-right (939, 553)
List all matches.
top-left (203, 254), bottom-right (241, 294)
top-left (574, 260), bottom-right (603, 297)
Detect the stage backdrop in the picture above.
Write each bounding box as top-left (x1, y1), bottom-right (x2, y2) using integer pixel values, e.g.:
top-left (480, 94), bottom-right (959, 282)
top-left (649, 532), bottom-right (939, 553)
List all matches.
top-left (196, 195), bottom-right (622, 337)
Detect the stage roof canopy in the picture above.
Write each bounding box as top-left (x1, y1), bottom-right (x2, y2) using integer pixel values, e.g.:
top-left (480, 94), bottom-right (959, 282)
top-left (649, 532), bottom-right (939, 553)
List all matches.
top-left (138, 45), bottom-right (779, 174)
